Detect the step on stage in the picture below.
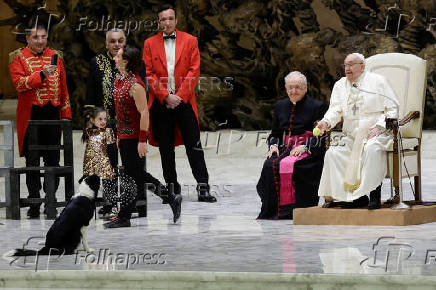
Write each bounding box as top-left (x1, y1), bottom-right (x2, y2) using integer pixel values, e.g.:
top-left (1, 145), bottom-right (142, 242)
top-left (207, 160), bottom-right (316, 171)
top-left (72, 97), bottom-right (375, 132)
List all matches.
top-left (294, 204), bottom-right (436, 226)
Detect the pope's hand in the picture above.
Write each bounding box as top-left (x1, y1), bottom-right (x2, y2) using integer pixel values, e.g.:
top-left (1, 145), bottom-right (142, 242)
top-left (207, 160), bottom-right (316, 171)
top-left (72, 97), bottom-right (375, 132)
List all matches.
top-left (367, 127), bottom-right (382, 139)
top-left (315, 121), bottom-right (328, 136)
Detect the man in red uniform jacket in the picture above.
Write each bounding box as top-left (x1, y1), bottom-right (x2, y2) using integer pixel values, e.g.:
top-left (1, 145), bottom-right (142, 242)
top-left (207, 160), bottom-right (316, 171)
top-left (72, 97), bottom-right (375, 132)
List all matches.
top-left (9, 23), bottom-right (72, 218)
top-left (143, 4), bottom-right (216, 202)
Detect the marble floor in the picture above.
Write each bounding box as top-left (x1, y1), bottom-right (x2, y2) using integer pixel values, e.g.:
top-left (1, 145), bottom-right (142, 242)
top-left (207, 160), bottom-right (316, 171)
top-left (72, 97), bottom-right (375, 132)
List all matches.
top-left (1, 130), bottom-right (436, 275)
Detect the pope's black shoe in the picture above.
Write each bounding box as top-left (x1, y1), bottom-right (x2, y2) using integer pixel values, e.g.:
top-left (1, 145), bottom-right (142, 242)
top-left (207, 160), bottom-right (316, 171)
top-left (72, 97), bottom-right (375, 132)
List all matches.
top-left (368, 185), bottom-right (382, 210)
top-left (341, 195), bottom-right (369, 208)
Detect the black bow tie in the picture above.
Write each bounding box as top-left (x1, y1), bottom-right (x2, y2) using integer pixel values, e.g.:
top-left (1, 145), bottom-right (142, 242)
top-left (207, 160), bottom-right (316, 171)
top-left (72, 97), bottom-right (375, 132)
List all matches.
top-left (163, 34), bottom-right (176, 40)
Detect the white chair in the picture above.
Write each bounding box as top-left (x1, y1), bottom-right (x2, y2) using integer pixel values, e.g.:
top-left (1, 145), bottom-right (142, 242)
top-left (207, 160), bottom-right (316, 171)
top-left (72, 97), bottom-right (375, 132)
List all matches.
top-left (365, 53), bottom-right (427, 203)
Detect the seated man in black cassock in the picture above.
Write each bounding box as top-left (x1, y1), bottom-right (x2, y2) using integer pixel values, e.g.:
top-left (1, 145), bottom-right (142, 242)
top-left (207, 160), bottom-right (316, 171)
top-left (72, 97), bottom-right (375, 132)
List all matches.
top-left (257, 71), bottom-right (326, 219)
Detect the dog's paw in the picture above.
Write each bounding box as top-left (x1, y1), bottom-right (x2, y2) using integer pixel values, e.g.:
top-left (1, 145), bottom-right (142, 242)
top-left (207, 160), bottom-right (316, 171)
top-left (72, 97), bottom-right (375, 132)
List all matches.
top-left (85, 248), bottom-right (95, 254)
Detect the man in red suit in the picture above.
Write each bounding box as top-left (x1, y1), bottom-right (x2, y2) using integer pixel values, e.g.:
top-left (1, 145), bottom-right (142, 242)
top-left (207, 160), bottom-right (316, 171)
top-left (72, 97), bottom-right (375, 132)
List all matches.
top-left (9, 22), bottom-right (72, 218)
top-left (143, 4), bottom-right (216, 202)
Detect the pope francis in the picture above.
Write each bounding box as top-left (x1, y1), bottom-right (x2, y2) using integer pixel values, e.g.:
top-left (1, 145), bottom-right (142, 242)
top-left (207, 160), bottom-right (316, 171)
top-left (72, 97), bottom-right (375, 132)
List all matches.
top-left (316, 53), bottom-right (398, 209)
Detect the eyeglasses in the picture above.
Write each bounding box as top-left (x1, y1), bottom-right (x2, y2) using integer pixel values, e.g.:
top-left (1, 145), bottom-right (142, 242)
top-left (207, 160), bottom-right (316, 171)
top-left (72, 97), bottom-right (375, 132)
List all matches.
top-left (342, 62), bottom-right (363, 68)
top-left (286, 85), bottom-right (305, 91)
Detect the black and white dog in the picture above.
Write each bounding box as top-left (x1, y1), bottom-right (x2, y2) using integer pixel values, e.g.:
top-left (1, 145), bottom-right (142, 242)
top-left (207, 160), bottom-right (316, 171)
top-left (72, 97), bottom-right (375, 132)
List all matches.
top-left (6, 175), bottom-right (100, 256)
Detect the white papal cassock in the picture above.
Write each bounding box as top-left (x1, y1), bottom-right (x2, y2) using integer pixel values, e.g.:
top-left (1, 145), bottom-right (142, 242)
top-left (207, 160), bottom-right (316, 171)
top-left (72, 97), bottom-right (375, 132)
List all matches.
top-left (318, 71), bottom-right (398, 201)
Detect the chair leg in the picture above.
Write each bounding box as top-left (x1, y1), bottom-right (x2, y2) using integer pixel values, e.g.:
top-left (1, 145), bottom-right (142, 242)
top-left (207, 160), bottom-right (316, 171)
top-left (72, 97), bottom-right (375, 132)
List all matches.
top-left (414, 175), bottom-right (422, 202)
top-left (415, 140), bottom-right (422, 202)
top-left (8, 171), bottom-right (21, 220)
top-left (65, 171), bottom-right (74, 202)
top-left (44, 170), bottom-right (58, 219)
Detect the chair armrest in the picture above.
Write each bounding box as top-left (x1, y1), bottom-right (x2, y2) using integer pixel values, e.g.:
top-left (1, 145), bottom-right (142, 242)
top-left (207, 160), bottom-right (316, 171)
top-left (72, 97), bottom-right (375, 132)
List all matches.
top-left (399, 111), bottom-right (420, 126)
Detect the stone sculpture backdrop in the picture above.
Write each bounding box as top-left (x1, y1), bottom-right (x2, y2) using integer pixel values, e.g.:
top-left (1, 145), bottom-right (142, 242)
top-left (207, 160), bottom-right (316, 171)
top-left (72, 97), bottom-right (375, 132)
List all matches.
top-left (2, 0), bottom-right (435, 130)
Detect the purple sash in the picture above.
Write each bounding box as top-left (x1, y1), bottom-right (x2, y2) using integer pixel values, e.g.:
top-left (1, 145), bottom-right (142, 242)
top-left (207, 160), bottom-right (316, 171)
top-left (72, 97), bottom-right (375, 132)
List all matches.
top-left (278, 131), bottom-right (312, 206)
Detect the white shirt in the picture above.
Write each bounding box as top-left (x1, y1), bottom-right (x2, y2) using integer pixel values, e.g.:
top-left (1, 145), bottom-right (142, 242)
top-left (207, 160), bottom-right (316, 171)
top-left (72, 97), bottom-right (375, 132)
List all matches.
top-left (163, 31), bottom-right (176, 94)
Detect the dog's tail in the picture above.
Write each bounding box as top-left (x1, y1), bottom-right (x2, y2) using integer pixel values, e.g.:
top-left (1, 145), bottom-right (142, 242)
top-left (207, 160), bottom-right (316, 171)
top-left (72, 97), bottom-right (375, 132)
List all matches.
top-left (5, 249), bottom-right (39, 256)
top-left (6, 247), bottom-right (62, 256)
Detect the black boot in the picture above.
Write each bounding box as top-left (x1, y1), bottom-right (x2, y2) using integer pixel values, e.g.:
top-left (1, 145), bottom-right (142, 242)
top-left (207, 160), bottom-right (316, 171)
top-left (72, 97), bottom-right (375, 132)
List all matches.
top-left (159, 186), bottom-right (182, 223)
top-left (162, 183), bottom-right (181, 204)
top-left (197, 184), bottom-right (217, 203)
top-left (368, 185), bottom-right (382, 210)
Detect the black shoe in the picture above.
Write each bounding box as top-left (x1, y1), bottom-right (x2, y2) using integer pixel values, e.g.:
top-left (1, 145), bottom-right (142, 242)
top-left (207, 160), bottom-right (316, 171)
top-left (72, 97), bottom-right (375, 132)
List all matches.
top-left (103, 217), bottom-right (131, 228)
top-left (341, 195), bottom-right (369, 209)
top-left (198, 194), bottom-right (217, 202)
top-left (169, 194), bottom-right (182, 223)
top-left (322, 201), bottom-right (336, 208)
top-left (162, 194), bottom-right (181, 204)
top-left (368, 185), bottom-right (382, 210)
top-left (136, 206), bottom-right (147, 218)
top-left (98, 204), bottom-right (112, 215)
top-left (197, 184), bottom-right (217, 203)
top-left (27, 207), bottom-right (40, 219)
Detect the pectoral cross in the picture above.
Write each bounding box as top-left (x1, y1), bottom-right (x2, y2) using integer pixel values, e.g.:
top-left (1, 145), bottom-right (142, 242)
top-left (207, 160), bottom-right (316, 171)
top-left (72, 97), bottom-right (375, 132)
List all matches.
top-left (352, 103), bottom-right (359, 116)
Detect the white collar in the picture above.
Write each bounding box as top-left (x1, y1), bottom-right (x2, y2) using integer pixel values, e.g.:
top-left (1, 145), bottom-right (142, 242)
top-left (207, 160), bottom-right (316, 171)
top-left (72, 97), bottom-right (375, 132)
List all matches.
top-left (163, 31), bottom-right (176, 37)
top-left (74, 182), bottom-right (95, 200)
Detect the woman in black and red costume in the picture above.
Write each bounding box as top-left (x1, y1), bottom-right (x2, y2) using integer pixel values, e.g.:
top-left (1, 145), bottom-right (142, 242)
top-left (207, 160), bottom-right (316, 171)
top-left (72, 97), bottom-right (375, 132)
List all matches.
top-left (104, 45), bottom-right (181, 228)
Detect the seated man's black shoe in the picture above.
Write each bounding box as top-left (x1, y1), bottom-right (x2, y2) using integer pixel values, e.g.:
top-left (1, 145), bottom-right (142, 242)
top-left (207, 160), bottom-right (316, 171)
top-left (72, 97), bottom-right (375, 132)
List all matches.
top-left (341, 195), bottom-right (369, 209)
top-left (322, 201), bottom-right (337, 208)
top-left (197, 184), bottom-right (217, 203)
top-left (169, 193), bottom-right (182, 223)
top-left (103, 217), bottom-right (131, 228)
top-left (136, 206), bottom-right (147, 218)
top-left (368, 185), bottom-right (382, 210)
top-left (27, 206), bottom-right (40, 219)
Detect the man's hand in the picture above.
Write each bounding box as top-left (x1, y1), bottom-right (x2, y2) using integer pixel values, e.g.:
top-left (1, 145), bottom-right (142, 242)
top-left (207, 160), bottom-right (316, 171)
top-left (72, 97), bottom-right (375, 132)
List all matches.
top-left (165, 94), bottom-right (182, 109)
top-left (290, 145), bottom-right (307, 157)
top-left (42, 65), bottom-right (57, 77)
top-left (138, 142), bottom-right (149, 158)
top-left (266, 145), bottom-right (279, 159)
top-left (368, 127), bottom-right (382, 139)
top-left (315, 121), bottom-right (328, 136)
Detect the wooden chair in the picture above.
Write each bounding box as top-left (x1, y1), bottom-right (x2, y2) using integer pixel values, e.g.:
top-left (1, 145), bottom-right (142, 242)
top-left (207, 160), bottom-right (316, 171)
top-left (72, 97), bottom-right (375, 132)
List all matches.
top-left (8, 120), bottom-right (75, 219)
top-left (0, 121), bottom-right (14, 214)
top-left (365, 53), bottom-right (427, 203)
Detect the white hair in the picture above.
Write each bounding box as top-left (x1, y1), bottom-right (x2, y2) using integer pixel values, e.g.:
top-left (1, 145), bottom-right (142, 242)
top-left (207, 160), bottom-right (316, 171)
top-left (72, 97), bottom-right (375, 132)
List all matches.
top-left (105, 28), bottom-right (125, 41)
top-left (284, 71), bottom-right (307, 85)
top-left (349, 52), bottom-right (365, 64)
